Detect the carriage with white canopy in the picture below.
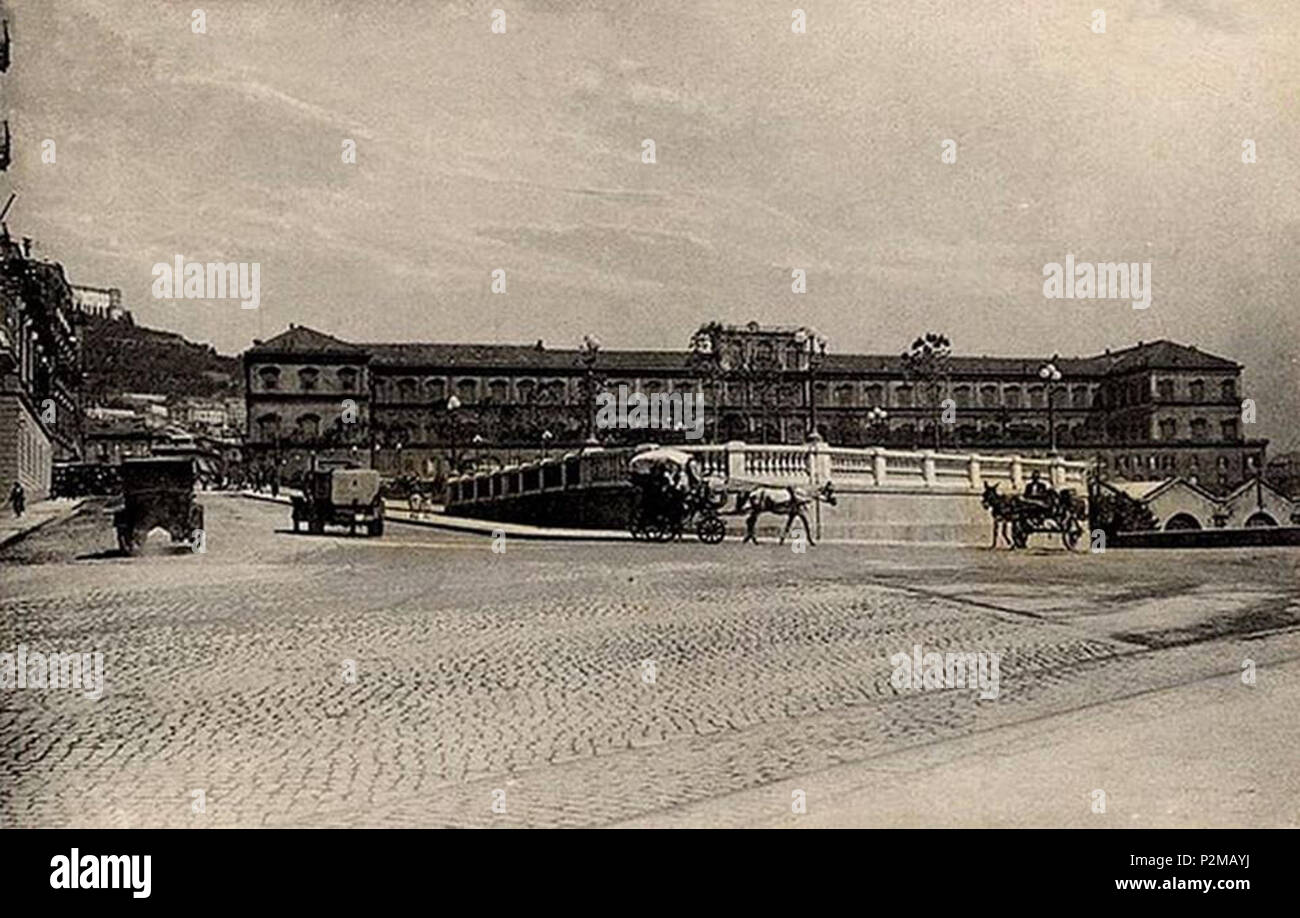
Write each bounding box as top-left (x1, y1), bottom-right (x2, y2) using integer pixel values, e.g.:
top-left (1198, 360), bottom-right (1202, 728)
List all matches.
top-left (627, 448), bottom-right (728, 543)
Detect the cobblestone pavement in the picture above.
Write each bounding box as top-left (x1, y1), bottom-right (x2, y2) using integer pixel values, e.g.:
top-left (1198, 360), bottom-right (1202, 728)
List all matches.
top-left (2, 494), bottom-right (1298, 827)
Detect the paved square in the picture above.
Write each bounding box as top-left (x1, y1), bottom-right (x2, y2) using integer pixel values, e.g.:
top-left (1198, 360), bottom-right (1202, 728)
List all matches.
top-left (2, 494), bottom-right (1297, 827)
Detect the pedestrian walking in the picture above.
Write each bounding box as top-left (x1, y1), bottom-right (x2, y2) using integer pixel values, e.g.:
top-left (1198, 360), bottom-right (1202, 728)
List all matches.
top-left (8, 480), bottom-right (25, 518)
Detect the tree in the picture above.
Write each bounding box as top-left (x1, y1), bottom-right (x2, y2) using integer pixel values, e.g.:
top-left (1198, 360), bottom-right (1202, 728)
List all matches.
top-left (901, 333), bottom-right (952, 450)
top-left (688, 322), bottom-right (725, 443)
top-left (1089, 487), bottom-right (1157, 536)
top-left (575, 334), bottom-right (604, 444)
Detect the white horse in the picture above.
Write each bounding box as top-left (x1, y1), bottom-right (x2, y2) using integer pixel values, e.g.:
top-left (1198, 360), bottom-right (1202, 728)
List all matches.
top-left (737, 481), bottom-right (837, 546)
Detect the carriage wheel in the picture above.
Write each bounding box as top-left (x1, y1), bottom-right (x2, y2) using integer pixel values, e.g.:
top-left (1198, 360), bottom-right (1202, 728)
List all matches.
top-left (1062, 518), bottom-right (1083, 551)
top-left (696, 515), bottom-right (726, 545)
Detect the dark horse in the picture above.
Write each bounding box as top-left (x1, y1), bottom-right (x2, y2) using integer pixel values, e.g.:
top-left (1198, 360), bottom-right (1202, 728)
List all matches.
top-left (982, 481), bottom-right (1087, 550)
top-left (980, 482), bottom-right (1016, 548)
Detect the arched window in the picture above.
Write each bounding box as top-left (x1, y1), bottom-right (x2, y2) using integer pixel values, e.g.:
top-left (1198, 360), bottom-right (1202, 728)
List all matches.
top-left (1189, 379), bottom-right (1205, 402)
top-left (425, 378), bottom-right (446, 402)
top-left (1164, 513), bottom-right (1201, 531)
top-left (298, 367), bottom-right (319, 391)
top-left (835, 384), bottom-right (855, 406)
top-left (297, 413), bottom-right (320, 439)
top-left (865, 384), bottom-right (884, 407)
top-left (337, 367), bottom-right (358, 391)
top-left (487, 379), bottom-right (509, 403)
top-left (397, 378), bottom-right (418, 402)
top-left (980, 385), bottom-right (999, 408)
top-left (541, 379), bottom-right (567, 404)
top-left (516, 379), bottom-right (536, 403)
top-left (258, 366), bottom-right (281, 390)
top-left (1002, 386), bottom-right (1020, 408)
top-left (456, 378), bottom-right (478, 404)
top-left (256, 413), bottom-right (281, 440)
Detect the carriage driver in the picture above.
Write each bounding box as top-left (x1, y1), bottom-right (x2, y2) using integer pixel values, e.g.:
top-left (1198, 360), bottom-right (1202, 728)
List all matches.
top-left (1022, 470), bottom-right (1054, 508)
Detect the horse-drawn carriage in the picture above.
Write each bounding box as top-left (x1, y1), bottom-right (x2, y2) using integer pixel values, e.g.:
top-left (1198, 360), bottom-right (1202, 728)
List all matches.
top-left (981, 474), bottom-right (1086, 550)
top-left (627, 448), bottom-right (729, 543)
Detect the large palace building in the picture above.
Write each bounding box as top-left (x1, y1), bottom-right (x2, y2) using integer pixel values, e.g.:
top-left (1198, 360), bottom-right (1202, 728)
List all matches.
top-left (243, 322), bottom-right (1266, 495)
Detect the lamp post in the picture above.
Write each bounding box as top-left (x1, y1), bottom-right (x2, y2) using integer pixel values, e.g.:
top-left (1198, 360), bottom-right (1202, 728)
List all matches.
top-left (446, 394), bottom-right (462, 473)
top-left (471, 433), bottom-right (485, 470)
top-left (1039, 359), bottom-right (1062, 454)
top-left (541, 428), bottom-right (553, 460)
top-left (868, 406), bottom-right (889, 444)
top-left (795, 328), bottom-right (828, 441)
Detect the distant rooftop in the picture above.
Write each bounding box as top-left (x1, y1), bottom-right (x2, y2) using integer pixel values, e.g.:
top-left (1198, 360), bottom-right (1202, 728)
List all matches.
top-left (247, 325), bottom-right (1241, 377)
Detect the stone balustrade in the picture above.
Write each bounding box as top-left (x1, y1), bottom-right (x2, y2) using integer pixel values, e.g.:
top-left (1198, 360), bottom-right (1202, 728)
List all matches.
top-left (446, 440), bottom-right (1089, 509)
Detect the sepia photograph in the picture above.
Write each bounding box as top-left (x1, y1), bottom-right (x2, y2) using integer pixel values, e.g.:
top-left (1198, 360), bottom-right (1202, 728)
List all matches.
top-left (0, 0), bottom-right (1293, 900)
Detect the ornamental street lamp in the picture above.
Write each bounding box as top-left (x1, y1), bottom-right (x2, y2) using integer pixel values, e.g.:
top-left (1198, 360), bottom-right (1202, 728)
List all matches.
top-left (471, 433), bottom-right (485, 470)
top-left (446, 395), bottom-right (462, 473)
top-left (1039, 359), bottom-right (1063, 454)
top-left (794, 328), bottom-right (828, 440)
top-left (541, 428), bottom-right (553, 460)
top-left (868, 406), bottom-right (889, 444)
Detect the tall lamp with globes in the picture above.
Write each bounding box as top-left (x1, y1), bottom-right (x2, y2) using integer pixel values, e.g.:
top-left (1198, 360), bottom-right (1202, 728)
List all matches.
top-left (1038, 358), bottom-right (1063, 454)
top-left (445, 394), bottom-right (462, 474)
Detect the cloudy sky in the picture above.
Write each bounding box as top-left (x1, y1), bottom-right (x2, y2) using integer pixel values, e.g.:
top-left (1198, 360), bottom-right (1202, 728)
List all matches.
top-left (6, 0), bottom-right (1299, 447)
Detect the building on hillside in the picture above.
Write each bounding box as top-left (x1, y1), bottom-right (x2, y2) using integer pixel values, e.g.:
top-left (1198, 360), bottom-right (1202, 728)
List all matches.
top-left (0, 230), bottom-right (83, 499)
top-left (70, 284), bottom-right (130, 322)
top-left (242, 322), bottom-right (1267, 492)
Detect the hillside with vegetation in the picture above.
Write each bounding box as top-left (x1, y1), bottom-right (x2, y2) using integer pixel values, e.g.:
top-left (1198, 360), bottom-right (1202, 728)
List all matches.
top-left (79, 312), bottom-right (241, 403)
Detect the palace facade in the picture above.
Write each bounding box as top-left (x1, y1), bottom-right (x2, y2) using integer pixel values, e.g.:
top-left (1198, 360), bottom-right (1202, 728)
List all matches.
top-left (243, 322), bottom-right (1266, 495)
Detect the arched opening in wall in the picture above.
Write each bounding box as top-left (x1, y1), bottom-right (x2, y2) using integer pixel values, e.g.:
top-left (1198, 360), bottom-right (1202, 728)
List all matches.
top-left (1244, 512), bottom-right (1278, 528)
top-left (1164, 513), bottom-right (1202, 530)
top-left (256, 413), bottom-right (281, 440)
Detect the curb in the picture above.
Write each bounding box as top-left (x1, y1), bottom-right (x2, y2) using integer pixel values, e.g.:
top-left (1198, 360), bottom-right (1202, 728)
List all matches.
top-left (0, 499), bottom-right (87, 550)
top-left (236, 490), bottom-right (631, 541)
